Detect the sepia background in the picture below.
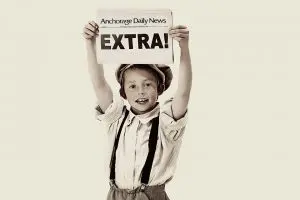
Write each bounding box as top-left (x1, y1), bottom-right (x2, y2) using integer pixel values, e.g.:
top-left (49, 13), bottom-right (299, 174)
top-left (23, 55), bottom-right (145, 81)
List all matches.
top-left (1, 0), bottom-right (299, 199)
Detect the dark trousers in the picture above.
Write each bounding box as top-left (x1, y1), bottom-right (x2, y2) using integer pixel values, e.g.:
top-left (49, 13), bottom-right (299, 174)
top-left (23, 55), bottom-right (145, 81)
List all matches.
top-left (107, 184), bottom-right (170, 200)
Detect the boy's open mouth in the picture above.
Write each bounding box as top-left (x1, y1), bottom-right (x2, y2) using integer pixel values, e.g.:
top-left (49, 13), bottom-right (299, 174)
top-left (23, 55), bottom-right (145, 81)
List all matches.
top-left (135, 98), bottom-right (149, 104)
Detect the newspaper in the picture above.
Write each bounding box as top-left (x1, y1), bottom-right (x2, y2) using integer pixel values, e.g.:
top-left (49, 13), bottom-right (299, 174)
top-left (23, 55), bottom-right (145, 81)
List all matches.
top-left (96, 9), bottom-right (174, 64)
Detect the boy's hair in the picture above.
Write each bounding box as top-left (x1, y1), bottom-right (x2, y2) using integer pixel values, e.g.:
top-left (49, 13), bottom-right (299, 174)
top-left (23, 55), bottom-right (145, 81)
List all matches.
top-left (119, 64), bottom-right (165, 99)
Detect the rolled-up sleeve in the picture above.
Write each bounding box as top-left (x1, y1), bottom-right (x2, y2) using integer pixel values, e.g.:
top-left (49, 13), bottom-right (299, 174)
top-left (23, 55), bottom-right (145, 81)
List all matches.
top-left (160, 98), bottom-right (188, 142)
top-left (95, 96), bottom-right (124, 125)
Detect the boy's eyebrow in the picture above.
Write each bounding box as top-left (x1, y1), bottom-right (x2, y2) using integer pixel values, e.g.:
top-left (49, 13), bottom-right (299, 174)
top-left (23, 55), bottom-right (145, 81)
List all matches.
top-left (126, 78), bottom-right (155, 83)
top-left (143, 78), bottom-right (155, 82)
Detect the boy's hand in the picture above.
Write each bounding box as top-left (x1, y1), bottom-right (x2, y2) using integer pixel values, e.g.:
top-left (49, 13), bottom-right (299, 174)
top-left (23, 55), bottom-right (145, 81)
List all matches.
top-left (82, 21), bottom-right (99, 41)
top-left (169, 25), bottom-right (189, 48)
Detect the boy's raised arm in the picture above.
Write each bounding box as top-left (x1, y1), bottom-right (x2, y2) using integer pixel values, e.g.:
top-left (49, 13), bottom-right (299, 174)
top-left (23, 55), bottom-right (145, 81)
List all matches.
top-left (169, 25), bottom-right (192, 120)
top-left (83, 21), bottom-right (113, 112)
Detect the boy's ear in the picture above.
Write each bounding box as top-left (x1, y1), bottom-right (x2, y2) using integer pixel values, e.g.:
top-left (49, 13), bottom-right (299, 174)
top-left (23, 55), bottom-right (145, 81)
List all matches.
top-left (157, 84), bottom-right (164, 96)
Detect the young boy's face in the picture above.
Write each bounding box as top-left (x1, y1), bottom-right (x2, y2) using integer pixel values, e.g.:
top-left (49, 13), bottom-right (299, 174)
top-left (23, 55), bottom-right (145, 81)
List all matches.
top-left (123, 67), bottom-right (159, 115)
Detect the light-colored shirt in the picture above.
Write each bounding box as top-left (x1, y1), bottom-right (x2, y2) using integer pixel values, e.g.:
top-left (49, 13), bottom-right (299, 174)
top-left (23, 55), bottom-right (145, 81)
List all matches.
top-left (95, 96), bottom-right (188, 190)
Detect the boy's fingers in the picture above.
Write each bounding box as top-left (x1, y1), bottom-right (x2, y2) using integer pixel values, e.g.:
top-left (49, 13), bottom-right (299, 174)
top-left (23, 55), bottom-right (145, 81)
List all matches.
top-left (85, 23), bottom-right (97, 32)
top-left (83, 27), bottom-right (93, 35)
top-left (169, 29), bottom-right (189, 34)
top-left (84, 24), bottom-right (99, 34)
top-left (82, 21), bottom-right (99, 39)
top-left (170, 33), bottom-right (189, 38)
top-left (170, 25), bottom-right (187, 30)
top-left (84, 24), bottom-right (93, 32)
top-left (82, 32), bottom-right (92, 39)
top-left (84, 28), bottom-right (97, 36)
top-left (88, 21), bottom-right (96, 27)
top-left (82, 33), bottom-right (94, 40)
top-left (172, 36), bottom-right (182, 41)
top-left (88, 20), bottom-right (95, 25)
top-left (88, 21), bottom-right (99, 30)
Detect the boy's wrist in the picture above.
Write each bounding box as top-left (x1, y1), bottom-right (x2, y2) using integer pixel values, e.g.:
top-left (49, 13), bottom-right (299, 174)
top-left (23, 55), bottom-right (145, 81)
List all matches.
top-left (85, 39), bottom-right (96, 45)
top-left (179, 42), bottom-right (189, 53)
top-left (85, 39), bottom-right (97, 51)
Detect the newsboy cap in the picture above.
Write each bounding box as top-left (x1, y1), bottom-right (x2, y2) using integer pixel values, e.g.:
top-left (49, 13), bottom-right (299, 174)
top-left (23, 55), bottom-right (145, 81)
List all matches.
top-left (115, 64), bottom-right (173, 92)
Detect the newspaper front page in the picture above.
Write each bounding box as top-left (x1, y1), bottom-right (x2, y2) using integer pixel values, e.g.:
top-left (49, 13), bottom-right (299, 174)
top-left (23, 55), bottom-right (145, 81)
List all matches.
top-left (96, 9), bottom-right (174, 64)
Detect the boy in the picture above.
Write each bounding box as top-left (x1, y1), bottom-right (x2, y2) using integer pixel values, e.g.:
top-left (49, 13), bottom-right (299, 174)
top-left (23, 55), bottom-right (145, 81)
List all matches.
top-left (83, 20), bottom-right (192, 200)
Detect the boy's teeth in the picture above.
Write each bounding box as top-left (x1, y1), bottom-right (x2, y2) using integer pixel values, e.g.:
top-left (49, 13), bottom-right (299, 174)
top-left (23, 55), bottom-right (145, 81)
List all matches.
top-left (136, 99), bottom-right (148, 103)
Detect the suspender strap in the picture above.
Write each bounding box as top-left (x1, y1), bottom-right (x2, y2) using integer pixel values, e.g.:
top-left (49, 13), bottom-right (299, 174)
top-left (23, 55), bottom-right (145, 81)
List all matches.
top-left (141, 116), bottom-right (159, 185)
top-left (109, 109), bottom-right (160, 186)
top-left (109, 109), bottom-right (129, 180)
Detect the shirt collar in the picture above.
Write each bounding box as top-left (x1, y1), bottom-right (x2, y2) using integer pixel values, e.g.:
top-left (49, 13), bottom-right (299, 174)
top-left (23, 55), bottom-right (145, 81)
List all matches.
top-left (126, 102), bottom-right (160, 124)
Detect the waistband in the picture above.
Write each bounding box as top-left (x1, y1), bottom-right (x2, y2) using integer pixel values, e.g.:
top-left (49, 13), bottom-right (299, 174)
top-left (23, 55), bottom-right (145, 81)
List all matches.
top-left (109, 182), bottom-right (165, 194)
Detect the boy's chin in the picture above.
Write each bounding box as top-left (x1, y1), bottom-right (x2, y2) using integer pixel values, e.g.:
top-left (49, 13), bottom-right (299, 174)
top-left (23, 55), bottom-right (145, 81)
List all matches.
top-left (130, 103), bottom-right (156, 115)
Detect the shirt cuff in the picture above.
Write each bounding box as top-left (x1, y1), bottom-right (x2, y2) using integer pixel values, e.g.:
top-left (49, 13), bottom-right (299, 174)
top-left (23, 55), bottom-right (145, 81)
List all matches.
top-left (94, 96), bottom-right (124, 125)
top-left (160, 98), bottom-right (188, 141)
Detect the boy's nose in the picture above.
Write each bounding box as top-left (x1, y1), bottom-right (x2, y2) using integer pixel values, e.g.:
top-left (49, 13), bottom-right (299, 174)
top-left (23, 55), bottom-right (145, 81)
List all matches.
top-left (138, 87), bottom-right (145, 94)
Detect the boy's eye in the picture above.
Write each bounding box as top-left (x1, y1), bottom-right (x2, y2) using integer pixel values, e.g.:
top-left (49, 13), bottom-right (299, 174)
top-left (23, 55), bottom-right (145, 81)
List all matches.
top-left (145, 83), bottom-right (151, 87)
top-left (129, 85), bottom-right (136, 89)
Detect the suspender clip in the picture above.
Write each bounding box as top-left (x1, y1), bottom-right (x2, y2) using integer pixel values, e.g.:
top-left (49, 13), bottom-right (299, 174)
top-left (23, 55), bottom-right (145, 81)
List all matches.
top-left (109, 180), bottom-right (115, 187)
top-left (140, 183), bottom-right (147, 191)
